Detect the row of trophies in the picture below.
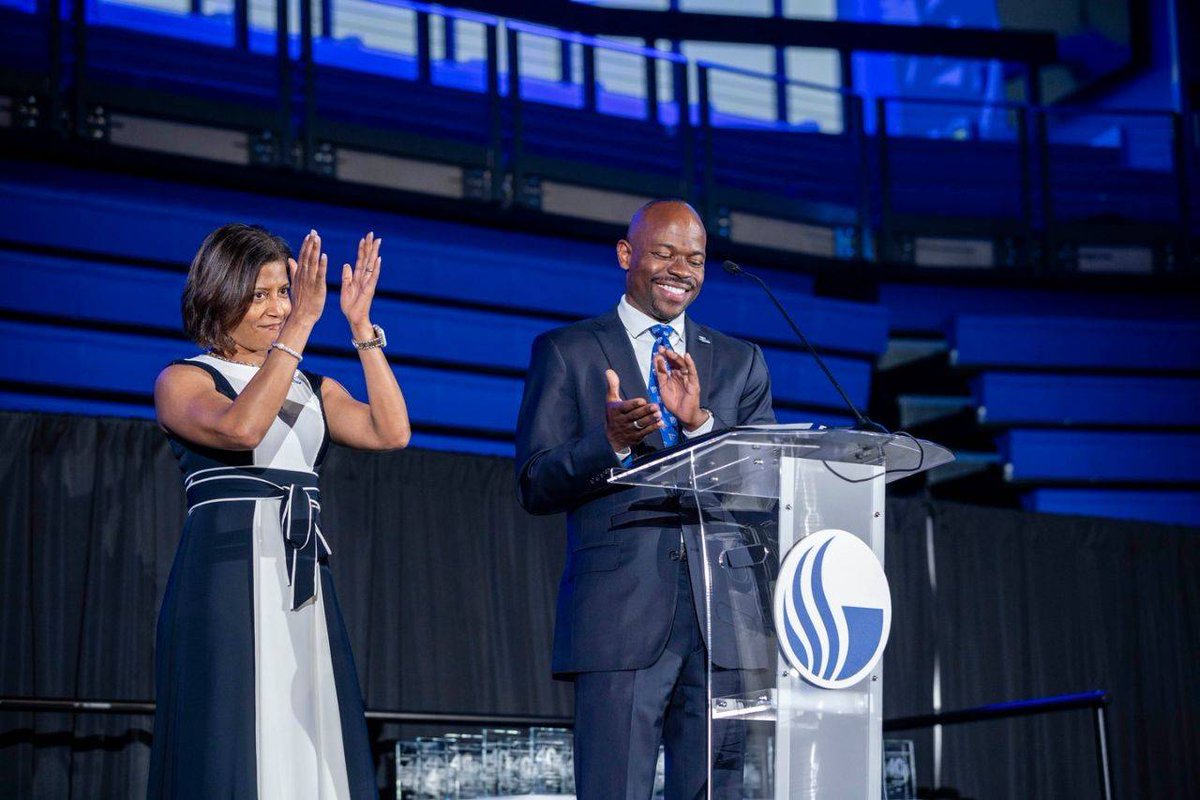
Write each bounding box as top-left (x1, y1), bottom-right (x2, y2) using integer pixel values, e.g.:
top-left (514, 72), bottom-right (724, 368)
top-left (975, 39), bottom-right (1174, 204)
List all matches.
top-left (395, 727), bottom-right (916, 799)
top-left (395, 727), bottom-right (657, 799)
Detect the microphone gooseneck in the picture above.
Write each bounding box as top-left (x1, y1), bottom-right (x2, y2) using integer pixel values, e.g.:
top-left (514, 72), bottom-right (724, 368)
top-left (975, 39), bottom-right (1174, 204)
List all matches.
top-left (722, 260), bottom-right (888, 434)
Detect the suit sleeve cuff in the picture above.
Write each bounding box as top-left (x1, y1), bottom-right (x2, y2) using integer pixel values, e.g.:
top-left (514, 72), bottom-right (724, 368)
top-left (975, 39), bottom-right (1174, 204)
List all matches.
top-left (576, 424), bottom-right (625, 491)
top-left (682, 409), bottom-right (715, 438)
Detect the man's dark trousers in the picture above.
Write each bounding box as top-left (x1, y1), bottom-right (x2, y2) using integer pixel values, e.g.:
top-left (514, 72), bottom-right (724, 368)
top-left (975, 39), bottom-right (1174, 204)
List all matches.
top-left (573, 558), bottom-right (746, 800)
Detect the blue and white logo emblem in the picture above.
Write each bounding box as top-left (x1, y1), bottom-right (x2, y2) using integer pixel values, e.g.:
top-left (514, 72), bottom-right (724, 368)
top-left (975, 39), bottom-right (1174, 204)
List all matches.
top-left (773, 529), bottom-right (892, 690)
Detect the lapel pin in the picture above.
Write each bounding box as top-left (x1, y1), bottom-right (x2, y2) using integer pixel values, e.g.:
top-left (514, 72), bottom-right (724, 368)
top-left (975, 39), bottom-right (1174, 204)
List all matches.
top-left (698, 335), bottom-right (711, 344)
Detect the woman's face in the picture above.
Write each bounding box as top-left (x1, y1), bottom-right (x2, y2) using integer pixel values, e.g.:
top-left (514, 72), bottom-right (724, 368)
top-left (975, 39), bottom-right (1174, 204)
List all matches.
top-left (227, 259), bottom-right (291, 356)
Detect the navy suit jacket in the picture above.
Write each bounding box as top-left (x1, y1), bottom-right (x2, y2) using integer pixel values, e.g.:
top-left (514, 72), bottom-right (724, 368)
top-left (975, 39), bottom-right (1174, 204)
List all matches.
top-left (515, 308), bottom-right (776, 676)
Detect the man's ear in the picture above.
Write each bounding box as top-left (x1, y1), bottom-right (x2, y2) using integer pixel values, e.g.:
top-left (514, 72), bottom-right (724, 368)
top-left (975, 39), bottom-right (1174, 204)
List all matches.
top-left (616, 239), bottom-right (633, 272)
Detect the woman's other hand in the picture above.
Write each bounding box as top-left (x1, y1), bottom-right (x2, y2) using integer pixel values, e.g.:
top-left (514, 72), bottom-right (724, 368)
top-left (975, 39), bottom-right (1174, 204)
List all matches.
top-left (341, 232), bottom-right (382, 333)
top-left (286, 230), bottom-right (328, 328)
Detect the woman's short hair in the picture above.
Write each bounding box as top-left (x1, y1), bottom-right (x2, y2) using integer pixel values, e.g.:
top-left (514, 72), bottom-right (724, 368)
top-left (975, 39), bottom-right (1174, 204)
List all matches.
top-left (182, 223), bottom-right (292, 355)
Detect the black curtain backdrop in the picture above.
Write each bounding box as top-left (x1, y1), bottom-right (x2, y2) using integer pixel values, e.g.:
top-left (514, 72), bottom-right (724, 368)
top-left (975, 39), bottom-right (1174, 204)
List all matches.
top-left (1, 411), bottom-right (1197, 799)
top-left (929, 501), bottom-right (1200, 799)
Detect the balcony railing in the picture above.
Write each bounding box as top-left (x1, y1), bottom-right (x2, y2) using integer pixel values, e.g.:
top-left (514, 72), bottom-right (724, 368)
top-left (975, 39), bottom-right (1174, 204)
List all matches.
top-left (1, 0), bottom-right (1194, 274)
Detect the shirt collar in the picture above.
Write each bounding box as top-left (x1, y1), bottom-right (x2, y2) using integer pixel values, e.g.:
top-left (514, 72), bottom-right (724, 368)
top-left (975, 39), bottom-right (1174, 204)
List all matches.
top-left (617, 295), bottom-right (686, 342)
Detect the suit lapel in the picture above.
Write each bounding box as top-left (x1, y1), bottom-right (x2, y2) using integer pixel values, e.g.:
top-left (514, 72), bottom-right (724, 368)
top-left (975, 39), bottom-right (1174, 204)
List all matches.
top-left (686, 316), bottom-right (715, 411)
top-left (592, 310), bottom-right (642, 398)
top-left (591, 308), bottom-right (666, 452)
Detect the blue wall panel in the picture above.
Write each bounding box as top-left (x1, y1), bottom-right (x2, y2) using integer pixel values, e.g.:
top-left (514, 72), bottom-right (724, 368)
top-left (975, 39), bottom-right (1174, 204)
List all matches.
top-left (0, 315), bottom-right (857, 446)
top-left (0, 391), bottom-right (158, 421)
top-left (775, 409), bottom-right (855, 428)
top-left (1023, 488), bottom-right (1200, 527)
top-left (0, 253), bottom-right (186, 329)
top-left (879, 283), bottom-right (1200, 334)
top-left (951, 315), bottom-right (1200, 371)
top-left (0, 163), bottom-right (895, 358)
top-left (689, 272), bottom-right (888, 356)
top-left (0, 321), bottom-right (178, 396)
top-left (975, 373), bottom-right (1200, 427)
top-left (302, 354), bottom-right (524, 434)
top-left (0, 162), bottom-right (620, 318)
top-left (1001, 429), bottom-right (1200, 483)
top-left (0, 251), bottom-right (556, 371)
top-left (760, 349), bottom-right (870, 410)
top-left (0, 251), bottom-right (863, 409)
top-left (0, 320), bottom-right (524, 435)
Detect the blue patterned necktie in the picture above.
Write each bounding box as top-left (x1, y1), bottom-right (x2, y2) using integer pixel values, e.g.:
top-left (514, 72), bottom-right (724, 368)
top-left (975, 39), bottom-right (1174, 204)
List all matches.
top-left (647, 324), bottom-right (679, 447)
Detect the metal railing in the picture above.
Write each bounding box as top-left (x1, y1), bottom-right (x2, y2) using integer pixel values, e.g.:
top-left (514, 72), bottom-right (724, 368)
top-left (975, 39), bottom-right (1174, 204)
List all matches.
top-left (874, 94), bottom-right (1036, 265)
top-left (4, 0), bottom-right (1195, 273)
top-left (884, 690), bottom-right (1116, 800)
top-left (503, 21), bottom-right (691, 207)
top-left (2, 689), bottom-right (1117, 798)
top-left (695, 59), bottom-right (868, 257)
top-left (0, 695), bottom-right (572, 728)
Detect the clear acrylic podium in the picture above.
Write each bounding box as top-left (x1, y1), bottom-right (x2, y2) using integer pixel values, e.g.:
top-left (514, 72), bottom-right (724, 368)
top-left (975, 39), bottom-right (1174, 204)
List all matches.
top-left (608, 425), bottom-right (953, 799)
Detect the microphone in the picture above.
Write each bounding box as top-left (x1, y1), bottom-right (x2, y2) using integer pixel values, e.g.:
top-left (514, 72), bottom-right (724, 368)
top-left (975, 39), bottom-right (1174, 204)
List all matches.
top-left (723, 260), bottom-right (887, 434)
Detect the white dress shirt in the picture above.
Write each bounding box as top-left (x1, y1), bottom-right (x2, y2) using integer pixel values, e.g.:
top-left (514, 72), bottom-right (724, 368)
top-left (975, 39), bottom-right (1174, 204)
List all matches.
top-left (613, 295), bottom-right (715, 459)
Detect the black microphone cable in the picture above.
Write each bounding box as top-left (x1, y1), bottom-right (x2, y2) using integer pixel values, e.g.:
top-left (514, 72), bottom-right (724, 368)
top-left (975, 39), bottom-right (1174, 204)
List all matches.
top-left (722, 260), bottom-right (938, 485)
top-left (723, 259), bottom-right (887, 434)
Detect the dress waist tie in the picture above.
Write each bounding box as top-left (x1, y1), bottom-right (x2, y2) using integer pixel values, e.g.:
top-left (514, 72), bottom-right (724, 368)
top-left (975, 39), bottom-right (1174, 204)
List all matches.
top-left (184, 466), bottom-right (331, 610)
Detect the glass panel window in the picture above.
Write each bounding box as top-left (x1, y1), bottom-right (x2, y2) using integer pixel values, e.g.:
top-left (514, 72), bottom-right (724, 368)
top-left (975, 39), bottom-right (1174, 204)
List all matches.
top-left (682, 42), bottom-right (775, 122)
top-left (572, 0), bottom-right (670, 9)
top-left (517, 32), bottom-right (565, 83)
top-left (782, 0), bottom-right (835, 20)
top-left (680, 0), bottom-right (772, 15)
top-left (596, 36), bottom-right (649, 103)
top-left (332, 0), bottom-right (413, 54)
top-left (784, 47), bottom-right (842, 132)
top-left (784, 46), bottom-right (839, 87)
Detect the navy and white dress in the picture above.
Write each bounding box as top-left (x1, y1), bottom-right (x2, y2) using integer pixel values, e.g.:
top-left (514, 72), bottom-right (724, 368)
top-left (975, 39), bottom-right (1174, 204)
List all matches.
top-left (148, 354), bottom-right (376, 800)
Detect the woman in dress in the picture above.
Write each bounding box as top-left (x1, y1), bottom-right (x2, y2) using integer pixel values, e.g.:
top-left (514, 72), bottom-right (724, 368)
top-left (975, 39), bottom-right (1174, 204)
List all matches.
top-left (148, 223), bottom-right (410, 799)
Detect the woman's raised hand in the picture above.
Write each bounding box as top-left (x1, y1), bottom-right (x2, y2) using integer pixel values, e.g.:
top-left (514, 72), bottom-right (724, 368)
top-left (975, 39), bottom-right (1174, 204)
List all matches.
top-left (287, 230), bottom-right (328, 327)
top-left (340, 231), bottom-right (382, 328)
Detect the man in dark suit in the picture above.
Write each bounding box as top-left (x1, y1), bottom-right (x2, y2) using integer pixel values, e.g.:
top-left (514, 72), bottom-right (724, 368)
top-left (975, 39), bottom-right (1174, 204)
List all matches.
top-left (515, 200), bottom-right (775, 799)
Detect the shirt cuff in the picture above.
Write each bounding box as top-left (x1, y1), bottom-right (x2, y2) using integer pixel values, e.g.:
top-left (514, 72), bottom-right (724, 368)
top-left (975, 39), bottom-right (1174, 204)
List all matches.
top-left (615, 447), bottom-right (633, 466)
top-left (682, 410), bottom-right (715, 438)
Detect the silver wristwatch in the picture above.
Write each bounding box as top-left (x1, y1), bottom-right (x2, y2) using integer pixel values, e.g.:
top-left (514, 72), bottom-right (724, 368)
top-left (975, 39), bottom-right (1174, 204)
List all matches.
top-left (352, 324), bottom-right (387, 351)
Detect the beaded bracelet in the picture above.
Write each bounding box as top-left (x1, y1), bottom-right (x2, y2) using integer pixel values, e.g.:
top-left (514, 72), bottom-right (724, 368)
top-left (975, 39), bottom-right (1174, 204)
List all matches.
top-left (271, 341), bottom-right (303, 362)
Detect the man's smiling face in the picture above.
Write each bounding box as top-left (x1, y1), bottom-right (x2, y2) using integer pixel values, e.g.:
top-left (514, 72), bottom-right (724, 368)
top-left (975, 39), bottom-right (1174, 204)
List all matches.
top-left (617, 201), bottom-right (706, 322)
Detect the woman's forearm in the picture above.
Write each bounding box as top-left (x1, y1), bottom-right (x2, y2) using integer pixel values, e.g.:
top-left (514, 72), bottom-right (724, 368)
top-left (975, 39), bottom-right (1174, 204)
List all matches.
top-left (352, 321), bottom-right (411, 449)
top-left (213, 317), bottom-right (315, 448)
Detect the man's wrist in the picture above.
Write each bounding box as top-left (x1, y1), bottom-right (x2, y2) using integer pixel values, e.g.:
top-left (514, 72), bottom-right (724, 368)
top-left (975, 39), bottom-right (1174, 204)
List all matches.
top-left (681, 408), bottom-right (712, 433)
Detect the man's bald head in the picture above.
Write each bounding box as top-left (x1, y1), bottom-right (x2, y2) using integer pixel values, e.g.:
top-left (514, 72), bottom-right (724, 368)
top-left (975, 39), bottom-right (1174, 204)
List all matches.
top-left (626, 199), bottom-right (705, 244)
top-left (617, 199), bottom-right (707, 322)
